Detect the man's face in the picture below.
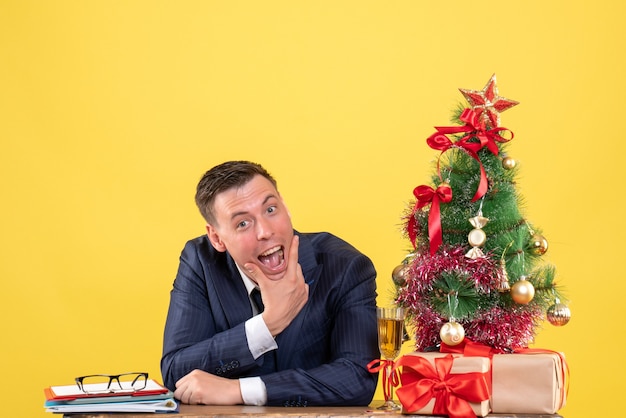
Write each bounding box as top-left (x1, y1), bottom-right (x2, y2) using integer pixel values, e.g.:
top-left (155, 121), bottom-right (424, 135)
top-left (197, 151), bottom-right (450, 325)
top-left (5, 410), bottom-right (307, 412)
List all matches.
top-left (206, 175), bottom-right (294, 281)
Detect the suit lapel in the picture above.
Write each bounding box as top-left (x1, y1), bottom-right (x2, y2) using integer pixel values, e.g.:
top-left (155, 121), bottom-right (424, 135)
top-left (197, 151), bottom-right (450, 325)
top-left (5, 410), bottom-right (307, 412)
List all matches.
top-left (211, 253), bottom-right (253, 327)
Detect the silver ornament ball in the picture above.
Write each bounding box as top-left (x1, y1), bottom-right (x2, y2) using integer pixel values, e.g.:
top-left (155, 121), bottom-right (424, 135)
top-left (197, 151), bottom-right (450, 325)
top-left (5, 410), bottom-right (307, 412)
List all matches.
top-left (392, 264), bottom-right (409, 287)
top-left (547, 302), bottom-right (571, 326)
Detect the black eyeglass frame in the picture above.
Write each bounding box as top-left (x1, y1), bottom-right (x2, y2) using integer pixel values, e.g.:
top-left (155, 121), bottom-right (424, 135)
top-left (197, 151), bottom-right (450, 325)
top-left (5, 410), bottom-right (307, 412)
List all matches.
top-left (75, 372), bottom-right (149, 394)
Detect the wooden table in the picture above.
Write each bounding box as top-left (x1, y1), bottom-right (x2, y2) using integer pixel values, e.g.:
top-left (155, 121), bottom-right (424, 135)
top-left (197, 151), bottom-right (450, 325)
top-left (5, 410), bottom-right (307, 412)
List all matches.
top-left (63, 403), bottom-right (563, 417)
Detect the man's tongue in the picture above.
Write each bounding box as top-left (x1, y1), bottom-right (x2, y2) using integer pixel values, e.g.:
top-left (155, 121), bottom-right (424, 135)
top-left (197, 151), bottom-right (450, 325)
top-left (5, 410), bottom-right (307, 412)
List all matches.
top-left (259, 249), bottom-right (284, 269)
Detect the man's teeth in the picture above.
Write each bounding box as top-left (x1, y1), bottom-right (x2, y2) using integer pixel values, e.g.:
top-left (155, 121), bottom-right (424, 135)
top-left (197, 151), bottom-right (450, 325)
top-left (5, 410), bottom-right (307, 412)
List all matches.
top-left (260, 246), bottom-right (281, 257)
top-left (258, 246), bottom-right (285, 268)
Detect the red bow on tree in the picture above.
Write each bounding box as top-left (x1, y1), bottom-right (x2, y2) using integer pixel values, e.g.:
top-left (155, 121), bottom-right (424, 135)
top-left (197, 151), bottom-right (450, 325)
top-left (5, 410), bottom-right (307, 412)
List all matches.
top-left (407, 183), bottom-right (452, 255)
top-left (426, 108), bottom-right (513, 202)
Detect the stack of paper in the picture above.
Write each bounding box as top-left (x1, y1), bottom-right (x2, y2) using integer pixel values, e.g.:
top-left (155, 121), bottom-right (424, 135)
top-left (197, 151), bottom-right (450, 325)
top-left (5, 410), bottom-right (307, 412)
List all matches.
top-left (44, 379), bottom-right (178, 413)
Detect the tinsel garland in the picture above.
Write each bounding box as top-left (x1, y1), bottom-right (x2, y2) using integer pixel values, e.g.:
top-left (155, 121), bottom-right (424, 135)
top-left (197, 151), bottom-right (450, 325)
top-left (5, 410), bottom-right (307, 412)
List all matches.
top-left (396, 245), bottom-right (544, 352)
top-left (464, 305), bottom-right (543, 352)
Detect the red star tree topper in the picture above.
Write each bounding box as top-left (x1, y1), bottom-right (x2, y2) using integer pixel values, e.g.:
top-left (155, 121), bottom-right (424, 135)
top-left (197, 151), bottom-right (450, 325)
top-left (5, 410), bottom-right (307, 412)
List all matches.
top-left (459, 74), bottom-right (519, 128)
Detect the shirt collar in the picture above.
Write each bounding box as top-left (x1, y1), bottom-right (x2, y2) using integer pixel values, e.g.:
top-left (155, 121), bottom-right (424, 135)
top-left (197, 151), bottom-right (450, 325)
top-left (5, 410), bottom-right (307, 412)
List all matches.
top-left (236, 263), bottom-right (258, 295)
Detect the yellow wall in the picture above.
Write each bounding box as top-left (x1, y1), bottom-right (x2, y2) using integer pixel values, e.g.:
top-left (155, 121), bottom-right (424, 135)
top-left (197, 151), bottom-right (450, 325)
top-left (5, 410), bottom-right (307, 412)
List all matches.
top-left (1, 1), bottom-right (623, 417)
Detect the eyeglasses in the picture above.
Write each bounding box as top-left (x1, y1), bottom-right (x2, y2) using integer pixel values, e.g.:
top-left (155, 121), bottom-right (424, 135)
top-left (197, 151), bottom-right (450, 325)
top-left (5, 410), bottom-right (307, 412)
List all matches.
top-left (75, 372), bottom-right (148, 394)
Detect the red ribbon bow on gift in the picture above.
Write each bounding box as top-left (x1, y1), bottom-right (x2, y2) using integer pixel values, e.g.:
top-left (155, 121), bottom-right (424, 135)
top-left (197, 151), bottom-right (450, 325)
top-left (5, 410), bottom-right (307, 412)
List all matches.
top-left (394, 354), bottom-right (490, 418)
top-left (367, 359), bottom-right (399, 403)
top-left (426, 108), bottom-right (514, 202)
top-left (408, 183), bottom-right (453, 255)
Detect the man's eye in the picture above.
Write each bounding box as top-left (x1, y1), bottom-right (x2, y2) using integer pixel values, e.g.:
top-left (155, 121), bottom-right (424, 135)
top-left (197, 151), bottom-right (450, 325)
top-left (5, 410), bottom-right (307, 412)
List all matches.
top-left (237, 220), bottom-right (249, 229)
top-left (267, 206), bottom-right (276, 214)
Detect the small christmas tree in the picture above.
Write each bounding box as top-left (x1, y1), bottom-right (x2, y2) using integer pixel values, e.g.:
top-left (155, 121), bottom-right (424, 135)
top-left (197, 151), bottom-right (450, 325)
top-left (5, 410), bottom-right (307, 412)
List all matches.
top-left (394, 75), bottom-right (571, 352)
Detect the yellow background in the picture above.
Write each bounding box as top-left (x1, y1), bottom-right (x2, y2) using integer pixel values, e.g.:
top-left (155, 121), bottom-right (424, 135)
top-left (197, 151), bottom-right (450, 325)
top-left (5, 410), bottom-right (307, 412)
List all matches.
top-left (1, 1), bottom-right (623, 417)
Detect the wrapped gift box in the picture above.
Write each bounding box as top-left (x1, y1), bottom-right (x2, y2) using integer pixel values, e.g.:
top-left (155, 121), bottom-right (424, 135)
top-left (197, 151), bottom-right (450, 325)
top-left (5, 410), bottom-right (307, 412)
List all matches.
top-left (491, 352), bottom-right (567, 414)
top-left (396, 352), bottom-right (491, 417)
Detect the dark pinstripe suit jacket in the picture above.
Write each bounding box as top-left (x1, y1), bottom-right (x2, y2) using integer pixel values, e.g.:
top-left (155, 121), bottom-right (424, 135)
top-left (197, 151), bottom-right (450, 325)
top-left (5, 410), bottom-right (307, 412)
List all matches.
top-left (160, 231), bottom-right (379, 406)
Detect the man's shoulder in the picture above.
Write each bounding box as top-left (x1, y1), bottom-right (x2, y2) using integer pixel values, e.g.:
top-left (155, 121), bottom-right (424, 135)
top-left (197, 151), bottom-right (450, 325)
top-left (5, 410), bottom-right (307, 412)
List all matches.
top-left (300, 232), bottom-right (367, 259)
top-left (183, 234), bottom-right (212, 250)
top-left (299, 232), bottom-right (376, 287)
top-left (181, 235), bottom-right (224, 263)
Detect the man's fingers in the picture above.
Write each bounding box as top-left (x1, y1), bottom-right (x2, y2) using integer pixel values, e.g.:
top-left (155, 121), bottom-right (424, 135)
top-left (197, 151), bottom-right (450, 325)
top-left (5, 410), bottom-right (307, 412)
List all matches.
top-left (243, 262), bottom-right (264, 283)
top-left (290, 234), bottom-right (300, 260)
top-left (286, 234), bottom-right (300, 279)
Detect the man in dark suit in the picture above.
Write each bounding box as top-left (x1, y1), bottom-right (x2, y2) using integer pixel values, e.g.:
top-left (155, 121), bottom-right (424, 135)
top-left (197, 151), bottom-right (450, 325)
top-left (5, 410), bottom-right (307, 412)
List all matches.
top-left (161, 161), bottom-right (379, 406)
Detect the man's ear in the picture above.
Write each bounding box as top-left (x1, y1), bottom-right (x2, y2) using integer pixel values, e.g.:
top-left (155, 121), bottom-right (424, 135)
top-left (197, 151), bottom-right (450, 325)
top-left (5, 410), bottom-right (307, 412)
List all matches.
top-left (206, 224), bottom-right (227, 252)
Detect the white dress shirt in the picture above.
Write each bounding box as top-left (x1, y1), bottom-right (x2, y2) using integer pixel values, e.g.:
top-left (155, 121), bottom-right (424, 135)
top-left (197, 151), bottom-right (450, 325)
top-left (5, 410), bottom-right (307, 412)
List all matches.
top-left (236, 265), bottom-right (278, 406)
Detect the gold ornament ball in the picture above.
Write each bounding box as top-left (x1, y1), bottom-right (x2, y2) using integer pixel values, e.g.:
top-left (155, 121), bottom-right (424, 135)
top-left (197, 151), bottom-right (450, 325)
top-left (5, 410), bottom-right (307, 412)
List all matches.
top-left (392, 264), bottom-right (409, 287)
top-left (502, 156), bottom-right (517, 170)
top-left (547, 303), bottom-right (571, 326)
top-left (440, 321), bottom-right (465, 346)
top-left (529, 234), bottom-right (549, 255)
top-left (511, 279), bottom-right (535, 304)
top-left (468, 228), bottom-right (487, 247)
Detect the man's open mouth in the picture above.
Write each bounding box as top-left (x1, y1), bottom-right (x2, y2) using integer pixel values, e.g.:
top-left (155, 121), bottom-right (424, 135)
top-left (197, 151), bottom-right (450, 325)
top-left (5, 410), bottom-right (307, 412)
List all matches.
top-left (258, 245), bottom-right (285, 269)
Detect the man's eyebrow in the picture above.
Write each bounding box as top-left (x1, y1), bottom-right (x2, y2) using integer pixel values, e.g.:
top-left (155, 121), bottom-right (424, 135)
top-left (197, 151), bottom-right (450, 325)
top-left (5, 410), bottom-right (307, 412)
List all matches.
top-left (230, 194), bottom-right (278, 220)
top-left (263, 194), bottom-right (278, 205)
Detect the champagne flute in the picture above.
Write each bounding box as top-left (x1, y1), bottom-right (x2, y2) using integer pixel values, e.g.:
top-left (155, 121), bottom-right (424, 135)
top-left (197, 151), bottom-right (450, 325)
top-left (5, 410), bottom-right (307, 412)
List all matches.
top-left (376, 306), bottom-right (405, 411)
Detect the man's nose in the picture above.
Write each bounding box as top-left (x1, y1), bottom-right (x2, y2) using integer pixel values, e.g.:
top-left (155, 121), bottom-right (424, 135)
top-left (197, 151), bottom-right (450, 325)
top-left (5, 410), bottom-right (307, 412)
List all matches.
top-left (256, 218), bottom-right (273, 240)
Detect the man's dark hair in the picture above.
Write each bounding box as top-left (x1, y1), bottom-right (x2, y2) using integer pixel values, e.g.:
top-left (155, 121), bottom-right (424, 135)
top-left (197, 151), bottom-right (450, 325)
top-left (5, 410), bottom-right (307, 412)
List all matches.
top-left (195, 160), bottom-right (277, 225)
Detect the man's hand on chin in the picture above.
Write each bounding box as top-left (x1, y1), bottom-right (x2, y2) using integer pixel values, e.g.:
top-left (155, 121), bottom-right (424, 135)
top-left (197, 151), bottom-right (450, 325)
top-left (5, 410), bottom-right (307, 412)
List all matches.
top-left (245, 235), bottom-right (309, 336)
top-left (174, 369), bottom-right (243, 405)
